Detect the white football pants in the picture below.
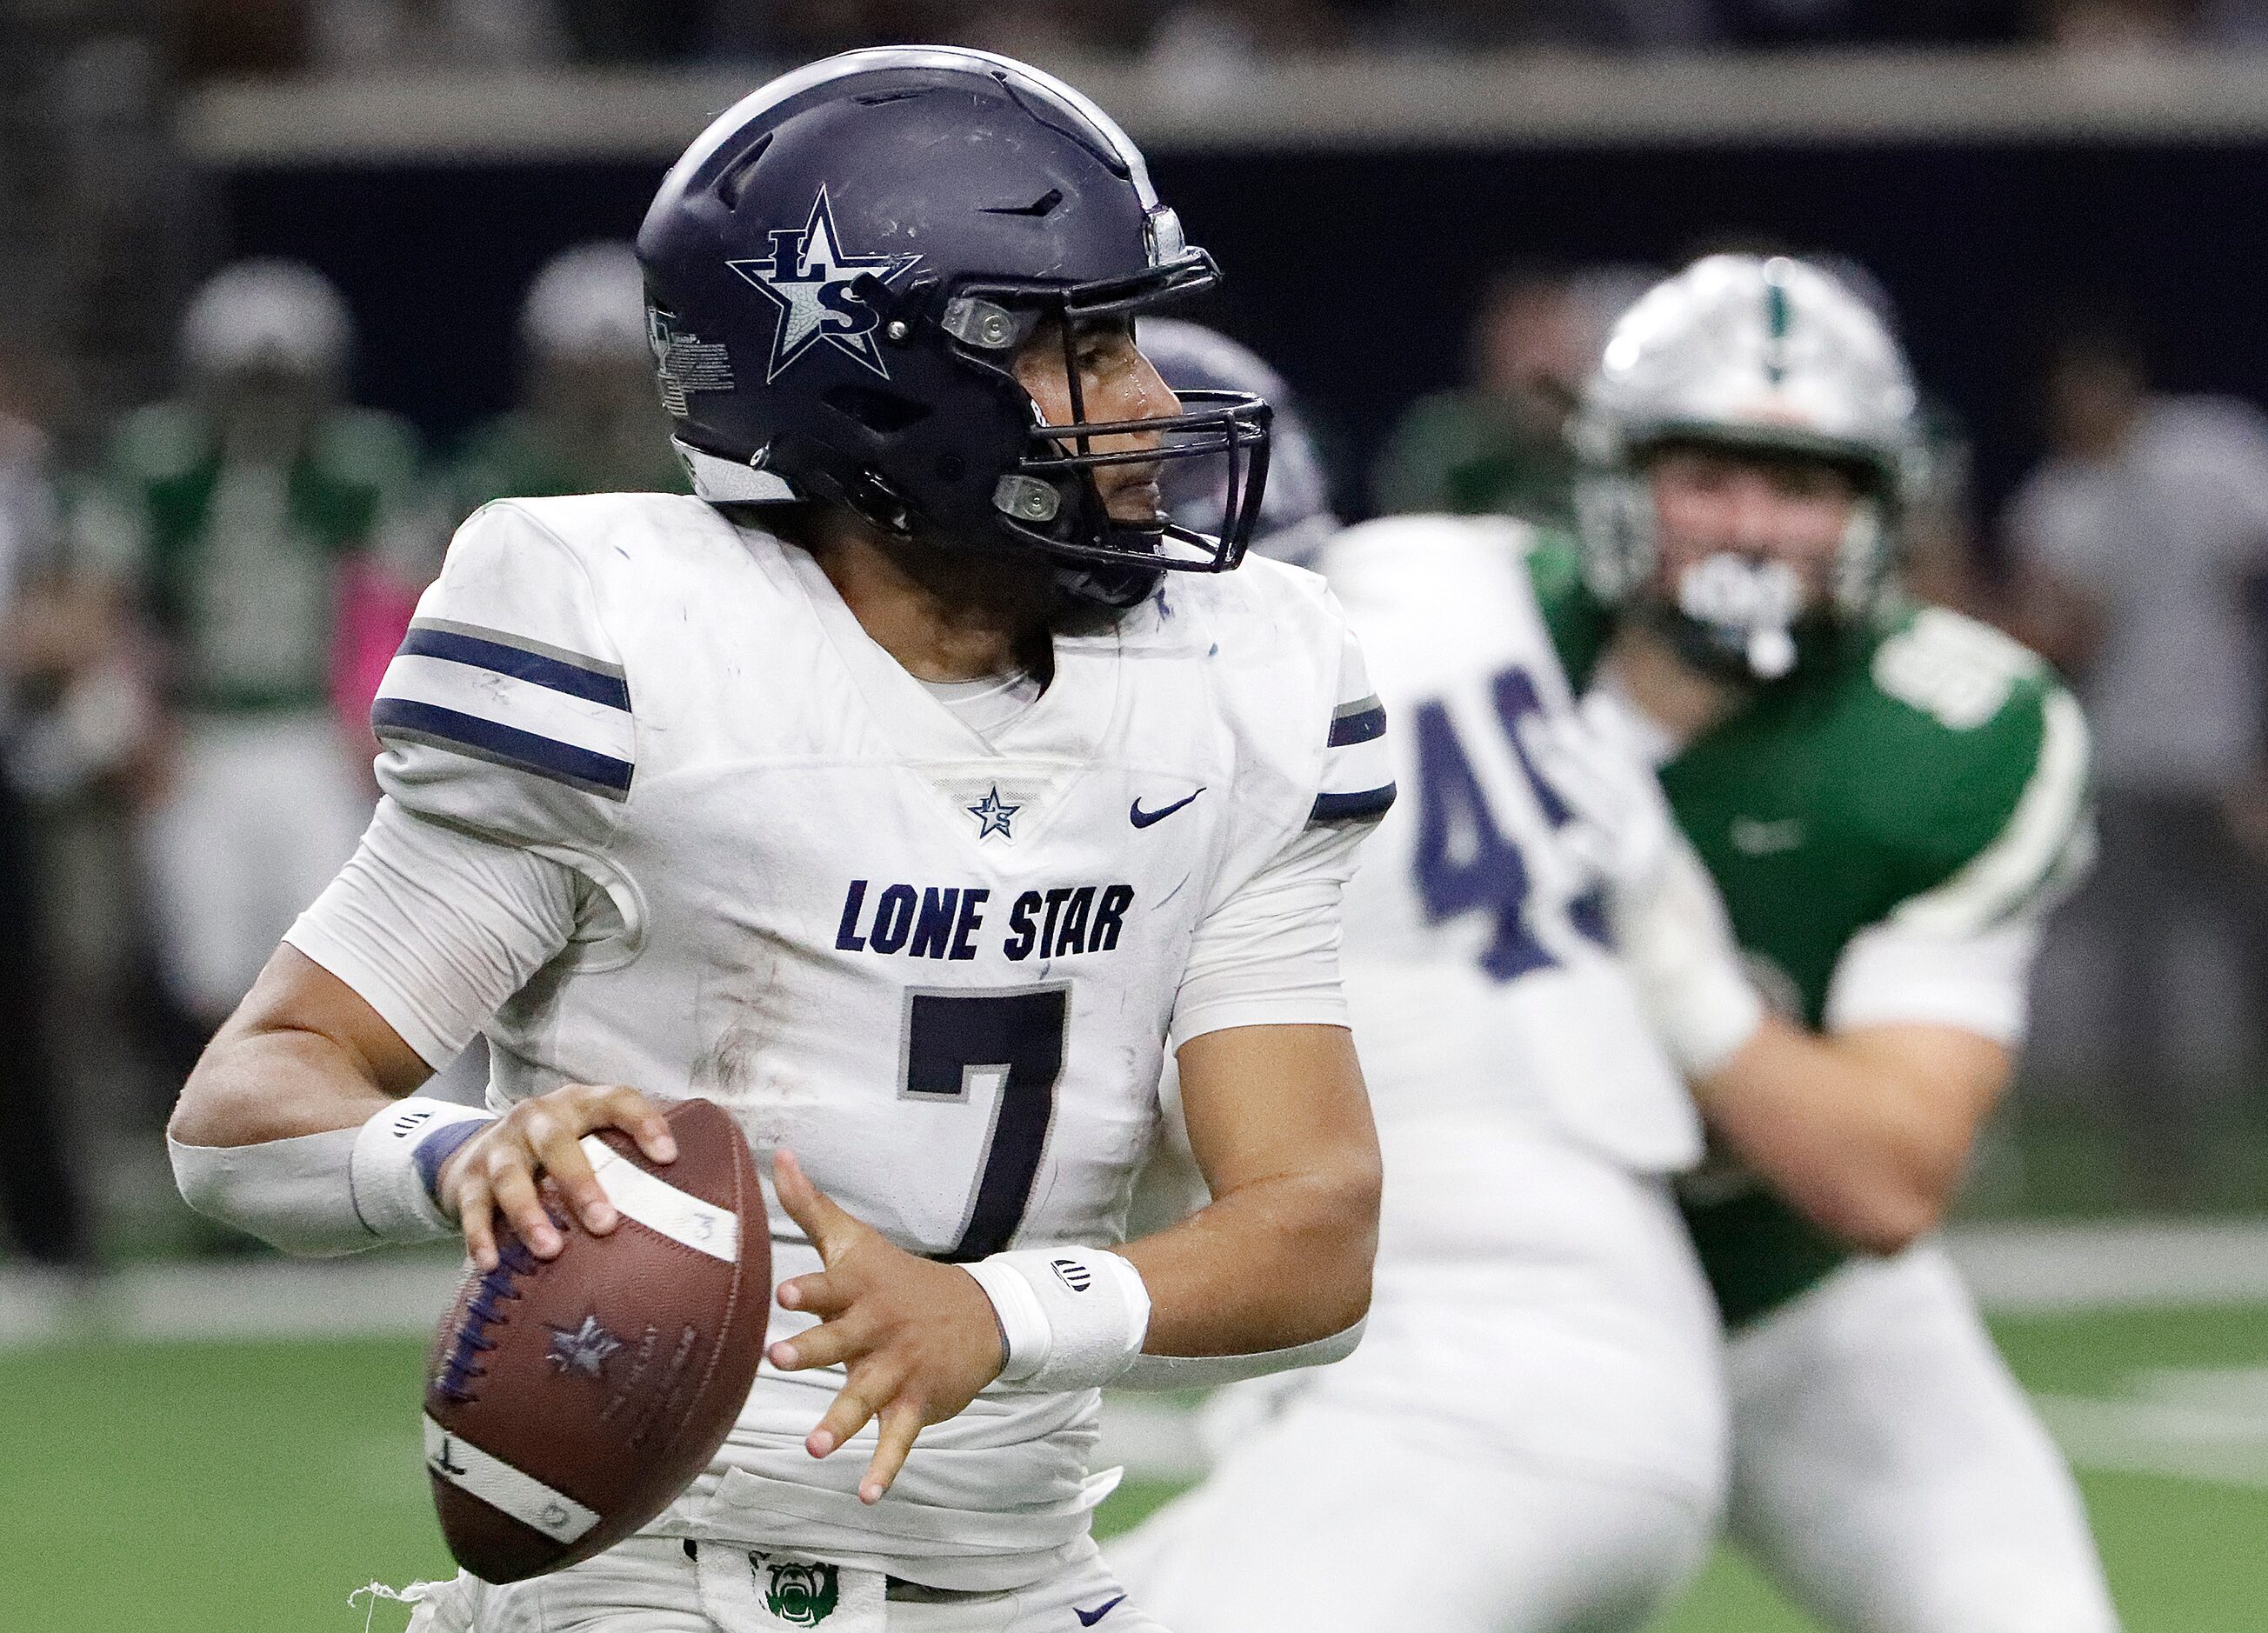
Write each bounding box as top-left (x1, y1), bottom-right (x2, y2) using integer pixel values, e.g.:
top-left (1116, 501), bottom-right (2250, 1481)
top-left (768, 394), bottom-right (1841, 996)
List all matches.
top-left (398, 1534), bottom-right (1167, 1633)
top-left (1111, 1124), bottom-right (1725, 1633)
top-left (140, 710), bottom-right (371, 1019)
top-left (1111, 1406), bottom-right (1711, 1633)
top-left (1725, 1242), bottom-right (2120, 1633)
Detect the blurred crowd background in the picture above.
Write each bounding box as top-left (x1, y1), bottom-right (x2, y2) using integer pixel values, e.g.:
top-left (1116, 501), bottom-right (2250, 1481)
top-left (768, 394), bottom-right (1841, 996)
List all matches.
top-left (6, 1), bottom-right (2268, 1277)
top-left (137, 0), bottom-right (2268, 74)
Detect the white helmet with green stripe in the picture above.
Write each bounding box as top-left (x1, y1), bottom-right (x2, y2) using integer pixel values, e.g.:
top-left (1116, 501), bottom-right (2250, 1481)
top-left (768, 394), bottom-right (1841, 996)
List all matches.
top-left (1572, 254), bottom-right (1927, 673)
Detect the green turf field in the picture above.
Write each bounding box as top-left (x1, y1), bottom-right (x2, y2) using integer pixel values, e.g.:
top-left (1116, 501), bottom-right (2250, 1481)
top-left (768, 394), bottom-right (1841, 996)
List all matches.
top-left (5, 1303), bottom-right (2265, 1631)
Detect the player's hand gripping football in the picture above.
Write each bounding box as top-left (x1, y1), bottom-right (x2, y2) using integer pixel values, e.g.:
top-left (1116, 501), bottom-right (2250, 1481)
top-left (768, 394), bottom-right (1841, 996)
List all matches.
top-left (434, 1083), bottom-right (680, 1272)
top-left (766, 1149), bottom-right (1008, 1505)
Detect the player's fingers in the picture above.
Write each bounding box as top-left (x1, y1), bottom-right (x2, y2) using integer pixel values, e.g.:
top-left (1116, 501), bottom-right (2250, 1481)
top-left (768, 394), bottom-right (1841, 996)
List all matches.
top-left (806, 1376), bottom-right (884, 1459)
top-left (456, 1172), bottom-right (498, 1271)
top-left (517, 1105), bottom-right (617, 1236)
top-left (860, 1398), bottom-right (926, 1505)
top-left (586, 1083), bottom-right (677, 1165)
top-left (772, 1150), bottom-right (859, 1262)
top-left (767, 1311), bottom-right (871, 1373)
top-left (776, 1270), bottom-right (848, 1316)
top-left (487, 1162), bottom-right (563, 1258)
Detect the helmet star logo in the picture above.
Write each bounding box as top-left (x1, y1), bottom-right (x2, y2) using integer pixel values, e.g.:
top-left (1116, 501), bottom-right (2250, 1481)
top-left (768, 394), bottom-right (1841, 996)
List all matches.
top-left (727, 187), bottom-right (922, 383)
top-left (967, 786), bottom-right (1019, 841)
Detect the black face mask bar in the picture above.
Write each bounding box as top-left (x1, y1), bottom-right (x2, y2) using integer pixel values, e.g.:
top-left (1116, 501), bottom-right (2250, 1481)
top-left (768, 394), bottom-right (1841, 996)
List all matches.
top-left (1012, 389), bottom-right (1273, 573)
top-left (940, 254), bottom-right (1276, 575)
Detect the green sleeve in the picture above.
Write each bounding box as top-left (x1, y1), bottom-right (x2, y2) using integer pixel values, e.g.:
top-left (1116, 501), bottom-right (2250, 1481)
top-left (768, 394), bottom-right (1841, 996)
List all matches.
top-left (1853, 608), bottom-right (2094, 930)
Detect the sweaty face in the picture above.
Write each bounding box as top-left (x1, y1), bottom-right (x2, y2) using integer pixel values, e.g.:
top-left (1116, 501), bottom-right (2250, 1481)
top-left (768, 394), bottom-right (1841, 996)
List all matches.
top-left (1646, 444), bottom-right (1862, 610)
top-left (1013, 316), bottom-right (1181, 527)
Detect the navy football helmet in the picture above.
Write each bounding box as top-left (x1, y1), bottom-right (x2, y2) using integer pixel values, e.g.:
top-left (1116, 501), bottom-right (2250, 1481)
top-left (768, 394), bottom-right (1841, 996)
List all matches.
top-left (638, 48), bottom-right (1271, 592)
top-left (1139, 318), bottom-right (1337, 566)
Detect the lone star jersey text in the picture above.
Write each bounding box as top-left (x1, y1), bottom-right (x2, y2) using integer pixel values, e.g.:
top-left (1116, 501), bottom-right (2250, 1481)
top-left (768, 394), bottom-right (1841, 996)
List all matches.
top-left (834, 879), bottom-right (1136, 963)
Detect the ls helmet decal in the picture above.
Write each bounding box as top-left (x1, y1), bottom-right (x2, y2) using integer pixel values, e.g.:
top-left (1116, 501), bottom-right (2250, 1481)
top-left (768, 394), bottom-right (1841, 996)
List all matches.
top-left (726, 187), bottom-right (923, 383)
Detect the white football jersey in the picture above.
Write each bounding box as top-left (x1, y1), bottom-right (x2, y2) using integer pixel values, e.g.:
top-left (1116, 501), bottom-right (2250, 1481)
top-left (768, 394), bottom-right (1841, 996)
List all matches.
top-left (1316, 515), bottom-right (1701, 1174)
top-left (345, 494), bottom-right (1384, 1587)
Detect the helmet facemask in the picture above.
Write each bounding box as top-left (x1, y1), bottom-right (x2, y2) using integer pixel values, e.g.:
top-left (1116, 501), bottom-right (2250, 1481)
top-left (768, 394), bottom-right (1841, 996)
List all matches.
top-left (1577, 436), bottom-right (1898, 682)
top-left (930, 259), bottom-right (1273, 582)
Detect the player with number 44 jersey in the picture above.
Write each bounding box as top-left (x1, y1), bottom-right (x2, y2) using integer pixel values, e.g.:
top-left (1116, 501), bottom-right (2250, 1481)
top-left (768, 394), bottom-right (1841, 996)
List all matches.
top-left (1117, 325), bottom-right (1724, 1633)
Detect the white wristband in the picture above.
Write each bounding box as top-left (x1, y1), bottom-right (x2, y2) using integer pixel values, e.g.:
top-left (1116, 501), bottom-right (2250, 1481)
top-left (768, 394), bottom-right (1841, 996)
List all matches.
top-left (348, 1096), bottom-right (496, 1243)
top-left (963, 1247), bottom-right (1151, 1393)
top-left (1611, 835), bottom-right (1770, 1079)
top-left (1650, 957), bottom-right (1768, 1080)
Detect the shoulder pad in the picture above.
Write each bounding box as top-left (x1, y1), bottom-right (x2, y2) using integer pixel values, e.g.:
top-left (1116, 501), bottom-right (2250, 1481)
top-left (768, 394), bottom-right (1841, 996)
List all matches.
top-left (1318, 512), bottom-right (1530, 572)
top-left (1164, 556), bottom-right (1396, 832)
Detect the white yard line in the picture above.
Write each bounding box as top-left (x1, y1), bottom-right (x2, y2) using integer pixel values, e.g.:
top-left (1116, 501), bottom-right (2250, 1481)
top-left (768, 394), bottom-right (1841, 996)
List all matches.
top-left (0, 1256), bottom-right (465, 1350)
top-left (5, 1222), bottom-right (2268, 1351)
top-left (10, 1224), bottom-right (2268, 1494)
top-left (8, 1219), bottom-right (2262, 1351)
top-left (2035, 1368), bottom-right (2268, 1491)
top-left (1945, 1221), bottom-right (2268, 1313)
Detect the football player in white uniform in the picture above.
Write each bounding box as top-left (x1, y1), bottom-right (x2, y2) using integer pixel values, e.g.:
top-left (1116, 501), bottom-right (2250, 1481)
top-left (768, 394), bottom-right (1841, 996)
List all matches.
top-left (1114, 330), bottom-right (1727, 1631)
top-left (165, 51), bottom-right (1390, 1633)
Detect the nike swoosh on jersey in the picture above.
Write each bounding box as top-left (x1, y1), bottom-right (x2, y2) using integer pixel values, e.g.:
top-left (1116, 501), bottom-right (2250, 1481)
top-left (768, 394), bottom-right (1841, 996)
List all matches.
top-left (1076, 1596), bottom-right (1127, 1626)
top-left (1129, 789), bottom-right (1204, 829)
top-left (1729, 816), bottom-right (1806, 856)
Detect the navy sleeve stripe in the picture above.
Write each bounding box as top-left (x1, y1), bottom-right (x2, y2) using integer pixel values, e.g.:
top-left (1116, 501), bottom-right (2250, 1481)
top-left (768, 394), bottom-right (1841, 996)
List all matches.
top-left (412, 616), bottom-right (626, 680)
top-left (1327, 703), bottom-right (1388, 747)
top-left (1309, 783), bottom-right (1397, 824)
top-left (399, 623), bottom-right (631, 711)
top-left (373, 697), bottom-right (635, 801)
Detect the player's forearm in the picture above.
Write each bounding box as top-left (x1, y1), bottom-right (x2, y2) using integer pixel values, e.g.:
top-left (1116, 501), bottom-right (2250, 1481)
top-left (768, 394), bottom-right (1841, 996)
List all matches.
top-left (1693, 1016), bottom-right (1979, 1254)
top-left (1118, 1155), bottom-right (1379, 1356)
top-left (167, 947), bottom-right (477, 1256)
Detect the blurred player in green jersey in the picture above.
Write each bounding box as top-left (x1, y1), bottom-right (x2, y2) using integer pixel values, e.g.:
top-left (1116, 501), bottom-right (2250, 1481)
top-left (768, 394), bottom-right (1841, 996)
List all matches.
top-left (78, 259), bottom-right (421, 1028)
top-left (1533, 254), bottom-right (2117, 1631)
top-left (450, 241), bottom-right (686, 517)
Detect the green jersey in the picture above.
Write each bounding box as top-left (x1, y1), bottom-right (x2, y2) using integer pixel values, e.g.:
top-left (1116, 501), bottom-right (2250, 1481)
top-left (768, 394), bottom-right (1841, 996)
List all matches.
top-left (1370, 391), bottom-right (1578, 530)
top-left (449, 411), bottom-right (689, 520)
top-left (81, 402), bottom-right (421, 714)
top-left (1529, 533), bottom-right (2093, 1327)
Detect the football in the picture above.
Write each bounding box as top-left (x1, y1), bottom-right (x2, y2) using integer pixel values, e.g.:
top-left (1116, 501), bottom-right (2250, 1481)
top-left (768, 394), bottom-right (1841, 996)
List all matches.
top-left (421, 1097), bottom-right (769, 1583)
